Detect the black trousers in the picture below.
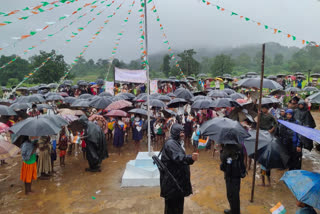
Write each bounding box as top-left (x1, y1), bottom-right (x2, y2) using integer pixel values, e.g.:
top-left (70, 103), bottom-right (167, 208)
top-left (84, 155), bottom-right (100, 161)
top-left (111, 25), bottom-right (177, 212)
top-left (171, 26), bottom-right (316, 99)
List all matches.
top-left (289, 150), bottom-right (302, 170)
top-left (164, 197), bottom-right (184, 214)
top-left (226, 178), bottom-right (241, 214)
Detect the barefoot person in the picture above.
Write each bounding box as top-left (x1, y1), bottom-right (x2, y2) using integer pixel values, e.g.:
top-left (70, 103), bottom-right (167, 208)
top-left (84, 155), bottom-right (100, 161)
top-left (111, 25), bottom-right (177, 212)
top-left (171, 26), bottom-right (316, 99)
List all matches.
top-left (20, 136), bottom-right (38, 195)
top-left (160, 123), bottom-right (198, 214)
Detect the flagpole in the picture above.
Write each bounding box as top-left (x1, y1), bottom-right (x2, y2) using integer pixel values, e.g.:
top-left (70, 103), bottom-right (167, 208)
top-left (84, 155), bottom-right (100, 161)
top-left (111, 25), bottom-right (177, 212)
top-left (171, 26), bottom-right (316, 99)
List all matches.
top-left (144, 0), bottom-right (151, 154)
top-left (250, 43), bottom-right (265, 202)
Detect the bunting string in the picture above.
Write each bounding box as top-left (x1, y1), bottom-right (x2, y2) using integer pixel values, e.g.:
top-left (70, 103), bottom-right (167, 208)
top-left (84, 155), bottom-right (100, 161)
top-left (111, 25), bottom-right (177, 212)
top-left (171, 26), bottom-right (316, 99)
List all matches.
top-left (0, 0), bottom-right (84, 27)
top-left (0, 0), bottom-right (103, 53)
top-left (201, 0), bottom-right (319, 47)
top-left (150, 0), bottom-right (193, 87)
top-left (0, 0), bottom-right (79, 19)
top-left (58, 0), bottom-right (126, 84)
top-left (0, 0), bottom-right (111, 70)
top-left (138, 0), bottom-right (147, 68)
top-left (105, 0), bottom-right (136, 81)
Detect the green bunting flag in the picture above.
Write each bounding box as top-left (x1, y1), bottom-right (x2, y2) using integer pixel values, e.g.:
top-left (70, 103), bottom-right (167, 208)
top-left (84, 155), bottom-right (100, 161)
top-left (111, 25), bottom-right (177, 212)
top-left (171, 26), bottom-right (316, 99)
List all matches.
top-left (231, 12), bottom-right (238, 16)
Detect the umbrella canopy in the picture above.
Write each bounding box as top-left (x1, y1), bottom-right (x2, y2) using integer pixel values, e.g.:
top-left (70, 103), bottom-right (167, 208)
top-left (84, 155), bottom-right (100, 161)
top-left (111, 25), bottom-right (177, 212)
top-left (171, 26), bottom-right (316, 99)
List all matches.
top-left (0, 105), bottom-right (17, 116)
top-left (303, 86), bottom-right (319, 92)
top-left (246, 72), bottom-right (258, 76)
top-left (162, 109), bottom-right (177, 117)
top-left (112, 95), bottom-right (128, 102)
top-left (311, 73), bottom-right (320, 78)
top-left (167, 93), bottom-right (176, 98)
top-left (191, 99), bottom-right (213, 109)
top-left (78, 81), bottom-right (88, 86)
top-left (14, 95), bottom-right (45, 103)
top-left (59, 92), bottom-right (69, 97)
top-left (174, 88), bottom-right (194, 100)
top-left (99, 92), bottom-right (113, 97)
top-left (285, 87), bottom-right (301, 92)
top-left (0, 99), bottom-right (13, 106)
top-left (222, 88), bottom-right (236, 95)
top-left (256, 138), bottom-right (290, 169)
top-left (236, 78), bottom-right (283, 89)
top-left (147, 99), bottom-right (166, 108)
top-left (294, 72), bottom-right (304, 76)
top-left (269, 89), bottom-right (286, 96)
top-left (150, 93), bottom-right (161, 98)
top-left (200, 117), bottom-right (250, 144)
top-left (187, 76), bottom-right (195, 81)
top-left (191, 95), bottom-right (212, 102)
top-left (230, 93), bottom-right (246, 100)
top-left (167, 98), bottom-right (188, 108)
top-left (10, 103), bottom-right (31, 111)
top-left (118, 92), bottom-right (136, 100)
top-left (0, 140), bottom-right (20, 161)
top-left (61, 115), bottom-right (79, 122)
top-left (89, 97), bottom-right (112, 109)
top-left (276, 74), bottom-right (286, 78)
top-left (158, 95), bottom-right (171, 102)
top-left (16, 87), bottom-right (28, 91)
top-left (197, 73), bottom-right (207, 78)
top-left (128, 108), bottom-right (148, 116)
top-left (267, 75), bottom-right (277, 80)
top-left (96, 79), bottom-right (104, 85)
top-left (48, 83), bottom-right (59, 88)
top-left (63, 97), bottom-right (77, 104)
top-left (46, 94), bottom-right (64, 101)
top-left (208, 90), bottom-right (230, 98)
top-left (0, 122), bottom-right (9, 133)
top-left (105, 100), bottom-right (132, 111)
top-left (39, 114), bottom-right (69, 127)
top-left (281, 170), bottom-right (320, 209)
top-left (71, 99), bottom-right (90, 108)
top-left (36, 104), bottom-right (52, 111)
top-left (210, 98), bottom-right (240, 108)
top-left (256, 97), bottom-right (280, 105)
top-left (79, 93), bottom-right (93, 99)
top-left (10, 117), bottom-right (61, 136)
top-left (244, 130), bottom-right (274, 156)
top-left (106, 110), bottom-right (128, 117)
top-left (307, 91), bottom-right (320, 104)
top-left (58, 108), bottom-right (84, 116)
top-left (89, 114), bottom-right (107, 134)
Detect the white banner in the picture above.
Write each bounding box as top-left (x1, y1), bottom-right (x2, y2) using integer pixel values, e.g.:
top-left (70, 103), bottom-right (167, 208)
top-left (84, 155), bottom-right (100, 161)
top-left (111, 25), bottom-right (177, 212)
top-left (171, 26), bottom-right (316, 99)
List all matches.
top-left (114, 67), bottom-right (147, 83)
top-left (104, 81), bottom-right (114, 95)
top-left (150, 80), bottom-right (158, 94)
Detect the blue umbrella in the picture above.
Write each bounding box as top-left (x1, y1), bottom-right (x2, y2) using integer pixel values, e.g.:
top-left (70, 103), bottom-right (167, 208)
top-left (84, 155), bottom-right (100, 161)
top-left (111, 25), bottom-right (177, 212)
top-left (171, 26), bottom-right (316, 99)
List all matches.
top-left (278, 120), bottom-right (320, 144)
top-left (281, 170), bottom-right (320, 209)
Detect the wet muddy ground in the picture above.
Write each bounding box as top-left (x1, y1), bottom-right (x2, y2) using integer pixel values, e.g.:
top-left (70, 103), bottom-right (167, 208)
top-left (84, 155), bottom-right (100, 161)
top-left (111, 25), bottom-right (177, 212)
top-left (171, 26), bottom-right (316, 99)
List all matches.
top-left (1, 113), bottom-right (320, 214)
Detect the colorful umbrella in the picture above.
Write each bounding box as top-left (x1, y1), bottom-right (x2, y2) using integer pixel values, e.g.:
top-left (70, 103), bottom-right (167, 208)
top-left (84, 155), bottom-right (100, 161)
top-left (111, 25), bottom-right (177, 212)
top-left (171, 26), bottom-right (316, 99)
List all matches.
top-left (58, 108), bottom-right (84, 116)
top-left (105, 100), bottom-right (132, 111)
top-left (106, 110), bottom-right (128, 117)
top-left (0, 140), bottom-right (20, 161)
top-left (89, 115), bottom-right (108, 134)
top-left (0, 123), bottom-right (9, 133)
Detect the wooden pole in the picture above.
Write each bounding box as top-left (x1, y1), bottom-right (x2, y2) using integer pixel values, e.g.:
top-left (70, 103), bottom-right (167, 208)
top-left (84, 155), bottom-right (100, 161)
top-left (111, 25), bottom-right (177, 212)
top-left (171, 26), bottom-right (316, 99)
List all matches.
top-left (250, 43), bottom-right (265, 202)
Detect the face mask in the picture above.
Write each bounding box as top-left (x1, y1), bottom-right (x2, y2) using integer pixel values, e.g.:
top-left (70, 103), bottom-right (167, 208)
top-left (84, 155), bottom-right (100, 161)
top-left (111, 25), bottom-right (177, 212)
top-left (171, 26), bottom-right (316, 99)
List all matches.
top-left (135, 117), bottom-right (140, 122)
top-left (142, 118), bottom-right (145, 121)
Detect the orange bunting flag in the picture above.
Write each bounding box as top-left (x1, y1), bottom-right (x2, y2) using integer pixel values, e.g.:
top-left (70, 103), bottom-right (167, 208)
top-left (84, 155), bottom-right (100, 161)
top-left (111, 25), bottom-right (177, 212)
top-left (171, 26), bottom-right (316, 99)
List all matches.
top-left (221, 8), bottom-right (225, 11)
top-left (316, 45), bottom-right (320, 47)
top-left (0, 23), bottom-right (6, 26)
top-left (240, 16), bottom-right (243, 19)
top-left (33, 5), bottom-right (42, 10)
top-left (8, 10), bottom-right (19, 16)
top-left (43, 25), bottom-right (49, 30)
top-left (207, 2), bottom-right (211, 5)
top-left (31, 11), bottom-right (39, 15)
top-left (21, 35), bottom-right (31, 39)
top-left (151, 6), bottom-right (156, 10)
top-left (48, 7), bottom-right (54, 11)
top-left (72, 11), bottom-right (78, 15)
top-left (140, 14), bottom-right (145, 18)
top-left (257, 22), bottom-right (261, 26)
top-left (274, 29), bottom-right (277, 34)
top-left (0, 48), bottom-right (3, 51)
top-left (84, 3), bottom-right (91, 7)
top-left (160, 24), bottom-right (163, 27)
top-left (287, 34), bottom-right (291, 38)
top-left (91, 6), bottom-right (97, 8)
top-left (71, 35), bottom-right (75, 38)
top-left (302, 40), bottom-right (305, 44)
top-left (143, 50), bottom-right (147, 55)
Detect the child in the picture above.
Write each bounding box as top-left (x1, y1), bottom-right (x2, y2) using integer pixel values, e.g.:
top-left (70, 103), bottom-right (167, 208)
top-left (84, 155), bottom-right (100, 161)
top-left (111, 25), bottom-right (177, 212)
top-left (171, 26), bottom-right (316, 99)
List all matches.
top-left (80, 130), bottom-right (86, 160)
top-left (191, 125), bottom-right (200, 152)
top-left (58, 129), bottom-right (68, 166)
top-left (260, 165), bottom-right (271, 187)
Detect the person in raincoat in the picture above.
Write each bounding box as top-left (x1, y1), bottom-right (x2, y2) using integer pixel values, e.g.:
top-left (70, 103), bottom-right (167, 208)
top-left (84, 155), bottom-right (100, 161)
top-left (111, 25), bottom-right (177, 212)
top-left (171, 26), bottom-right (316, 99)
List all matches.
top-left (79, 115), bottom-right (108, 172)
top-left (160, 123), bottom-right (198, 214)
top-left (294, 100), bottom-right (316, 151)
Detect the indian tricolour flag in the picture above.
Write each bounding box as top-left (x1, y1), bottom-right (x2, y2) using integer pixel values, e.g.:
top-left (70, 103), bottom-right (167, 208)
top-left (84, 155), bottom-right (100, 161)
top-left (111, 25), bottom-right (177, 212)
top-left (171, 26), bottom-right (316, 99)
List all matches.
top-left (198, 138), bottom-right (208, 149)
top-left (270, 202), bottom-right (286, 214)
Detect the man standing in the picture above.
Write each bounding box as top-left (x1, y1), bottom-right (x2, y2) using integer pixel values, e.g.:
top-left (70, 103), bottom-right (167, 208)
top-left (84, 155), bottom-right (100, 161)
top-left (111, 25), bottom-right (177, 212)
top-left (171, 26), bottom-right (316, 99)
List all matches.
top-left (220, 144), bottom-right (246, 214)
top-left (160, 123), bottom-right (198, 214)
top-left (259, 105), bottom-right (277, 134)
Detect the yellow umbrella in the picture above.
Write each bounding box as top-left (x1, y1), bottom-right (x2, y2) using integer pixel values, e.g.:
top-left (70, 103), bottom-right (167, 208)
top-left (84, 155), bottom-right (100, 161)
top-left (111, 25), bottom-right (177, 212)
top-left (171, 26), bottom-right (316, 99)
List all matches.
top-left (215, 77), bottom-right (223, 82)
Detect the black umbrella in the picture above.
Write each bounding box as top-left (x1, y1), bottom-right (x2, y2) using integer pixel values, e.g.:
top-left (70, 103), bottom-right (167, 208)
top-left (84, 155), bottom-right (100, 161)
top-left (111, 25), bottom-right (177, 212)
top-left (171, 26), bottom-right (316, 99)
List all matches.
top-left (167, 93), bottom-right (176, 98)
top-left (71, 85), bottom-right (78, 90)
top-left (297, 75), bottom-right (306, 80)
top-left (294, 72), bottom-right (304, 76)
top-left (200, 117), bottom-right (250, 144)
top-left (113, 95), bottom-right (128, 102)
top-left (257, 97), bottom-right (280, 105)
top-left (37, 104), bottom-right (52, 110)
top-left (0, 99), bottom-right (13, 106)
top-left (303, 87), bottom-right (319, 92)
top-left (193, 91), bottom-right (206, 96)
top-left (277, 74), bottom-right (286, 78)
top-left (269, 89), bottom-right (286, 96)
top-left (158, 95), bottom-right (171, 102)
top-left (307, 91), bottom-right (320, 104)
top-left (197, 73), bottom-right (207, 78)
top-left (0, 105), bottom-right (17, 115)
top-left (174, 88), bottom-right (194, 100)
top-left (167, 98), bottom-right (188, 108)
top-left (246, 72), bottom-right (258, 76)
top-left (78, 82), bottom-right (88, 86)
top-left (150, 93), bottom-right (161, 98)
top-left (16, 87), bottom-right (28, 91)
top-left (10, 117), bottom-right (61, 136)
top-left (46, 94), bottom-right (64, 101)
top-left (187, 76), bottom-right (195, 81)
top-left (48, 83), bottom-right (59, 89)
top-left (128, 108), bottom-right (148, 116)
top-left (14, 95), bottom-right (45, 103)
top-left (147, 99), bottom-right (166, 108)
top-left (169, 76), bottom-right (177, 80)
top-left (28, 86), bottom-right (39, 91)
top-left (38, 85), bottom-right (50, 90)
top-left (96, 79), bottom-right (104, 85)
top-left (39, 114), bottom-right (69, 127)
top-left (118, 92), bottom-right (135, 100)
top-left (256, 138), bottom-right (290, 169)
top-left (45, 92), bottom-right (59, 97)
top-left (10, 103), bottom-right (31, 111)
top-left (71, 99), bottom-right (90, 108)
top-left (99, 92), bottom-right (113, 97)
top-left (208, 90), bottom-right (230, 98)
top-left (267, 75), bottom-right (277, 80)
top-left (191, 100), bottom-right (213, 109)
top-left (191, 95), bottom-right (212, 102)
top-left (222, 88), bottom-right (236, 95)
top-left (236, 78), bottom-right (283, 89)
top-left (162, 109), bottom-right (177, 117)
top-left (79, 93), bottom-right (93, 99)
top-left (89, 97), bottom-right (112, 109)
top-left (244, 130), bottom-right (273, 156)
top-left (230, 93), bottom-right (246, 100)
top-left (285, 87), bottom-right (301, 92)
top-left (64, 80), bottom-right (73, 85)
top-left (310, 73), bottom-right (320, 78)
top-left (64, 97), bottom-right (77, 104)
top-left (210, 98), bottom-right (240, 108)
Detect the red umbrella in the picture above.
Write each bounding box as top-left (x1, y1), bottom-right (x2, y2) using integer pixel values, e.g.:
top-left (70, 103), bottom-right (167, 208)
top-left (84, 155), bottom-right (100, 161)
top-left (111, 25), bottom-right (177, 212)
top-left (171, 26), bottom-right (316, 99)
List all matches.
top-left (0, 123), bottom-right (9, 133)
top-left (105, 100), bottom-right (132, 111)
top-left (105, 110), bottom-right (128, 117)
top-left (59, 92), bottom-right (69, 97)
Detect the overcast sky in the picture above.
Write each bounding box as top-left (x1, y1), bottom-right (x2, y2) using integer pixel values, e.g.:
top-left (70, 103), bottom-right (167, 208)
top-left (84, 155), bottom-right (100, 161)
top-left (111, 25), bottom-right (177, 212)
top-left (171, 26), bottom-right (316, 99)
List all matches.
top-left (1, 0), bottom-right (320, 63)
